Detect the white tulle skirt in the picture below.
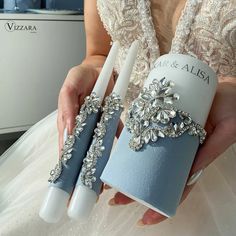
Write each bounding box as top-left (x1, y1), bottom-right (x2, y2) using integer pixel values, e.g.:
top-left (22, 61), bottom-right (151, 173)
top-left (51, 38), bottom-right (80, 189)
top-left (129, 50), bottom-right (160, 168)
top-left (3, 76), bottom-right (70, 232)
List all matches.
top-left (0, 111), bottom-right (236, 236)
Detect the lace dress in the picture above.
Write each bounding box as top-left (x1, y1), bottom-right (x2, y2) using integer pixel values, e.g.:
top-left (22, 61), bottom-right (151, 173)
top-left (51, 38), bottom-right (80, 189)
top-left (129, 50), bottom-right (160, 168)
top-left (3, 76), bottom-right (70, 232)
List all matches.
top-left (97, 0), bottom-right (236, 103)
top-left (0, 0), bottom-right (235, 235)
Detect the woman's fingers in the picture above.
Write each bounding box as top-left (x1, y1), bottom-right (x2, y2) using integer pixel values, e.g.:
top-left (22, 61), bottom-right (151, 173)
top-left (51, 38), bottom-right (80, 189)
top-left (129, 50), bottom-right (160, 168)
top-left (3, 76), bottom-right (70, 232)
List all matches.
top-left (57, 65), bottom-right (99, 154)
top-left (107, 170), bottom-right (196, 227)
top-left (57, 85), bottom-right (80, 154)
top-left (104, 184), bottom-right (111, 190)
top-left (137, 184), bottom-right (195, 226)
top-left (108, 192), bottom-right (134, 205)
top-left (109, 186), bottom-right (195, 226)
top-left (138, 209), bottom-right (167, 226)
top-left (190, 80), bottom-right (236, 175)
top-left (190, 117), bottom-right (236, 175)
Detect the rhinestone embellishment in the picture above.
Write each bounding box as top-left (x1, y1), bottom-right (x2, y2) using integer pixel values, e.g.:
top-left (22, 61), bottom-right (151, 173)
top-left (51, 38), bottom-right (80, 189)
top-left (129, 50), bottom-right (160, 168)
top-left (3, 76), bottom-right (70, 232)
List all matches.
top-left (126, 78), bottom-right (206, 151)
top-left (48, 92), bottom-right (101, 183)
top-left (80, 92), bottom-right (124, 188)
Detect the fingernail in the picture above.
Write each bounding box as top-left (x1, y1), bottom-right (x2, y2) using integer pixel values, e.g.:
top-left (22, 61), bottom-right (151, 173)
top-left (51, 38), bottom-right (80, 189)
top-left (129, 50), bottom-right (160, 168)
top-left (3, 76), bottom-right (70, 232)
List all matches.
top-left (63, 128), bottom-right (68, 144)
top-left (66, 120), bottom-right (73, 135)
top-left (187, 169), bottom-right (204, 186)
top-left (137, 219), bottom-right (145, 226)
top-left (104, 185), bottom-right (111, 190)
top-left (108, 198), bottom-right (116, 206)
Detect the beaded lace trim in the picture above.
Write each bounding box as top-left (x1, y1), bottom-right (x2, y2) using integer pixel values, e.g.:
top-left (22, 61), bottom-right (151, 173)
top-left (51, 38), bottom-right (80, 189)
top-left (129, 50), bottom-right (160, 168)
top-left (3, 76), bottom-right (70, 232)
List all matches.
top-left (137, 0), bottom-right (160, 68)
top-left (171, 0), bottom-right (202, 54)
top-left (171, 0), bottom-right (236, 77)
top-left (97, 0), bottom-right (160, 89)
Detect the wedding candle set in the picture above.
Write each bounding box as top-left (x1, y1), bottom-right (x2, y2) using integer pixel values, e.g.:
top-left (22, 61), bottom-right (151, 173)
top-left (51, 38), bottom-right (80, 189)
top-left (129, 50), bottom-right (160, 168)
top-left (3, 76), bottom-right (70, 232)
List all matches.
top-left (101, 54), bottom-right (217, 217)
top-left (40, 46), bottom-right (217, 222)
top-left (39, 41), bottom-right (139, 223)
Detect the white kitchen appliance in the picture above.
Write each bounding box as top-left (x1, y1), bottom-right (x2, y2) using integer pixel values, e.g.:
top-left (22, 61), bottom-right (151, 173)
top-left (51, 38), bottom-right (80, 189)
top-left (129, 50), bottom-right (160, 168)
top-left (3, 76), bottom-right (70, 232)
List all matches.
top-left (0, 13), bottom-right (85, 134)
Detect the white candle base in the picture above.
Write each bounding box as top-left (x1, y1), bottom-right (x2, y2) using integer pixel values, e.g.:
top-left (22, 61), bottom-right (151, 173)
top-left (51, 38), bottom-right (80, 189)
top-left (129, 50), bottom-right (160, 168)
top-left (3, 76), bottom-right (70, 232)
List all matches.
top-left (67, 185), bottom-right (97, 221)
top-left (39, 186), bottom-right (69, 223)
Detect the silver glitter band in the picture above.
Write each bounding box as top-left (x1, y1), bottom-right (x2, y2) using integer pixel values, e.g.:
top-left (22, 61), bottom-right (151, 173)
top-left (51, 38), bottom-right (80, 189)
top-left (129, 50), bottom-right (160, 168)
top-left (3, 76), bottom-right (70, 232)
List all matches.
top-left (48, 92), bottom-right (101, 183)
top-left (126, 78), bottom-right (207, 151)
top-left (80, 92), bottom-right (124, 188)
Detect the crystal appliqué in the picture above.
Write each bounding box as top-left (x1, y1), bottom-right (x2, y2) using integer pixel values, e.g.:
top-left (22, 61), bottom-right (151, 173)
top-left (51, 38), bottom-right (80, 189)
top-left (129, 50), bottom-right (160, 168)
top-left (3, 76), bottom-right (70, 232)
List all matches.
top-left (48, 92), bottom-right (101, 183)
top-left (126, 78), bottom-right (206, 151)
top-left (80, 93), bottom-right (124, 189)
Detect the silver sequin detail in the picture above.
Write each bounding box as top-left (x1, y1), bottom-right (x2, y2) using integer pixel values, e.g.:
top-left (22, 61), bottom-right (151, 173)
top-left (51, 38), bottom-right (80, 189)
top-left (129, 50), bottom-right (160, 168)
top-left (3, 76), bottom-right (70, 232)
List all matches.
top-left (126, 78), bottom-right (206, 151)
top-left (80, 93), bottom-right (124, 189)
top-left (48, 92), bottom-right (101, 183)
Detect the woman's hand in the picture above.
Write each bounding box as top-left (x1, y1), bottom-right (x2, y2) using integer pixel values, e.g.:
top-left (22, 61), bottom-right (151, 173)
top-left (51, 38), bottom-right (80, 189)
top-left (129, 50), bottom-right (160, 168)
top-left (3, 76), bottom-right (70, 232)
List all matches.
top-left (107, 77), bottom-right (236, 226)
top-left (57, 64), bottom-right (97, 151)
top-left (57, 62), bottom-right (116, 153)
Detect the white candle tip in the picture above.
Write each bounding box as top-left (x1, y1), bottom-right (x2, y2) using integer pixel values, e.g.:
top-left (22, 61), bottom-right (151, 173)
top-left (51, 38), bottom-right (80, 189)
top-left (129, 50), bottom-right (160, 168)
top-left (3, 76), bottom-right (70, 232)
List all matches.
top-left (92, 41), bottom-right (120, 101)
top-left (113, 40), bottom-right (139, 101)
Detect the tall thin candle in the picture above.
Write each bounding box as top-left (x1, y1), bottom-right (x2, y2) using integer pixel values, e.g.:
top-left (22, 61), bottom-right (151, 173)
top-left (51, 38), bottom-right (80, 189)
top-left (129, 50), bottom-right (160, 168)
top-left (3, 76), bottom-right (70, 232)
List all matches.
top-left (39, 41), bottom-right (120, 224)
top-left (113, 40), bottom-right (139, 101)
top-left (92, 41), bottom-right (120, 101)
top-left (67, 41), bottom-right (139, 221)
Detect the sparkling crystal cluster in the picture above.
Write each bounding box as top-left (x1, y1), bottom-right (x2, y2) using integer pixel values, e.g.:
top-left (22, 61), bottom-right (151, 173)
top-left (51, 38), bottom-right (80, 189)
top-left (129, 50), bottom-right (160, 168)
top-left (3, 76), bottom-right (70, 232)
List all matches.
top-left (80, 93), bottom-right (124, 189)
top-left (48, 92), bottom-right (101, 183)
top-left (126, 78), bottom-right (206, 151)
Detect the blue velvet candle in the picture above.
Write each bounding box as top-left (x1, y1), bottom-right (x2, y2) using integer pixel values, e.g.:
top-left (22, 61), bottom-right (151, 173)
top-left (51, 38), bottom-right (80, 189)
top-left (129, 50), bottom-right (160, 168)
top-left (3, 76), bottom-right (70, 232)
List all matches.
top-left (68, 94), bottom-right (124, 220)
top-left (40, 42), bottom-right (120, 224)
top-left (101, 54), bottom-right (218, 217)
top-left (67, 41), bottom-right (139, 221)
top-left (49, 111), bottom-right (101, 194)
top-left (77, 108), bottom-right (122, 195)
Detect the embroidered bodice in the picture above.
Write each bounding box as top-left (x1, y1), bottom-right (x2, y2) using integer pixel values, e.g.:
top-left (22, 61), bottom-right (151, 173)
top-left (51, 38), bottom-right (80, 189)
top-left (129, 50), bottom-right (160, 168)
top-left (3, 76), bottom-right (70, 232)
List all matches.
top-left (97, 0), bottom-right (236, 103)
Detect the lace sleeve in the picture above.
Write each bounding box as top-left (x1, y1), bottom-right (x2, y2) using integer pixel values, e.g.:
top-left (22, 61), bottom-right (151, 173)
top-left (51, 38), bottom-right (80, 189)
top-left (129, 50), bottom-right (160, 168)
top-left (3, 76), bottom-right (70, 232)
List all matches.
top-left (171, 0), bottom-right (236, 79)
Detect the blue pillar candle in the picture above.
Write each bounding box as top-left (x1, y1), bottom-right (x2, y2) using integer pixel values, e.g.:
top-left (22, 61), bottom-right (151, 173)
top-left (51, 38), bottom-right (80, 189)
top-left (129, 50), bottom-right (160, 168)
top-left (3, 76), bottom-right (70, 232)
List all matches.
top-left (4, 0), bottom-right (41, 11)
top-left (101, 54), bottom-right (218, 217)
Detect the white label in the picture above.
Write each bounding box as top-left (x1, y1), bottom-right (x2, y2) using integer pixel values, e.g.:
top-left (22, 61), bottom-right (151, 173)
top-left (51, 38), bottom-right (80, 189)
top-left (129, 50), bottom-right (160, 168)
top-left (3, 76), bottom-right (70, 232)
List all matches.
top-left (146, 54), bottom-right (218, 126)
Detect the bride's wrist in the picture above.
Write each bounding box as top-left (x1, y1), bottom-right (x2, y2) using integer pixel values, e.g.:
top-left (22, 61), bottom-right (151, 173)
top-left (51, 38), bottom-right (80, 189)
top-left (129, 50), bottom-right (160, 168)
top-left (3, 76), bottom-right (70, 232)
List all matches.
top-left (81, 55), bottom-right (107, 69)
